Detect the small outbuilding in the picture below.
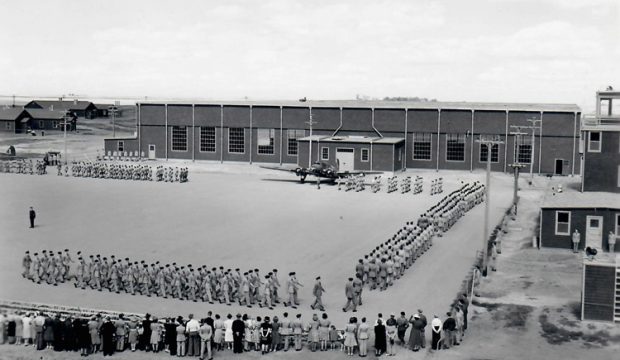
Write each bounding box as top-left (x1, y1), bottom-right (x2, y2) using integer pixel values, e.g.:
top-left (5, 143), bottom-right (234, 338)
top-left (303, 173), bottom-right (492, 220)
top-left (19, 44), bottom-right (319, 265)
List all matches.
top-left (296, 135), bottom-right (405, 172)
top-left (581, 256), bottom-right (619, 322)
top-left (539, 190), bottom-right (619, 253)
top-left (0, 107), bottom-right (30, 133)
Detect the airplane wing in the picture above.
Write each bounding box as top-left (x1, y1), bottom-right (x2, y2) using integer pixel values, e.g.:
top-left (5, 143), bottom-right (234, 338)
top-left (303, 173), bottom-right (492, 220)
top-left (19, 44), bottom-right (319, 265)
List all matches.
top-left (336, 170), bottom-right (384, 177)
top-left (259, 165), bottom-right (301, 173)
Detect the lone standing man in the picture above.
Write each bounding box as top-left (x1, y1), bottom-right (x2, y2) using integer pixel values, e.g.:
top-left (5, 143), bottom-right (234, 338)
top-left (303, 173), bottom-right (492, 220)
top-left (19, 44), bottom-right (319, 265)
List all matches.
top-left (29, 206), bottom-right (36, 228)
top-left (572, 229), bottom-right (580, 253)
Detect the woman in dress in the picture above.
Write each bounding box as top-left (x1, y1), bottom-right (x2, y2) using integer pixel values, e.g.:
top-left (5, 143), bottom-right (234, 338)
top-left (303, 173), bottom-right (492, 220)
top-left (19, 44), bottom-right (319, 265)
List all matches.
top-left (318, 313), bottom-right (331, 351)
top-left (44, 314), bottom-right (56, 350)
top-left (22, 313), bottom-right (33, 346)
top-left (270, 316), bottom-right (281, 352)
top-left (357, 317), bottom-right (370, 357)
top-left (259, 316), bottom-right (272, 354)
top-left (127, 317), bottom-right (139, 351)
top-left (374, 318), bottom-right (386, 356)
top-left (385, 315), bottom-right (398, 356)
top-left (253, 316), bottom-right (262, 351)
top-left (149, 317), bottom-right (162, 352)
top-left (407, 314), bottom-right (423, 351)
top-left (213, 314), bottom-right (224, 351)
top-left (343, 317), bottom-right (357, 356)
top-left (308, 313), bottom-right (320, 352)
top-left (176, 318), bottom-right (186, 356)
top-left (243, 314), bottom-right (253, 352)
top-left (14, 312), bottom-right (23, 345)
top-left (224, 313), bottom-right (234, 350)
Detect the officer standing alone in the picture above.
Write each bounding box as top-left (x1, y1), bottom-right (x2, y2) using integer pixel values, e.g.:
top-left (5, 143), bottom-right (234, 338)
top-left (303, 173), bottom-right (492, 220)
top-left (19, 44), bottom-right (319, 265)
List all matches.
top-left (29, 206), bottom-right (36, 228)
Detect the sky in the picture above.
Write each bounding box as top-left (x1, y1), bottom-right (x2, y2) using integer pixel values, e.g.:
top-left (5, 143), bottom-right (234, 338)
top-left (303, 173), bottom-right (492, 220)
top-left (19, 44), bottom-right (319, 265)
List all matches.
top-left (0, 0), bottom-right (618, 111)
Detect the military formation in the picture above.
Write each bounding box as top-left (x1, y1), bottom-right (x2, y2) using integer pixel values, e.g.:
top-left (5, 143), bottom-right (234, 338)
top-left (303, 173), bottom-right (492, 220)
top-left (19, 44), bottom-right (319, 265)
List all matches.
top-left (22, 250), bottom-right (309, 309)
top-left (0, 159), bottom-right (47, 175)
top-left (430, 178), bottom-right (444, 195)
top-left (50, 161), bottom-right (189, 183)
top-left (155, 165), bottom-right (189, 182)
top-left (348, 181), bottom-right (486, 312)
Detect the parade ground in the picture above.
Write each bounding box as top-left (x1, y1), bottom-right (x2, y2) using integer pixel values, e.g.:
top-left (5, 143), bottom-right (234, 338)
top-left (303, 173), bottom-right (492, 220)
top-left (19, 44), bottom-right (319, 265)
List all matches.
top-left (0, 159), bottom-right (514, 328)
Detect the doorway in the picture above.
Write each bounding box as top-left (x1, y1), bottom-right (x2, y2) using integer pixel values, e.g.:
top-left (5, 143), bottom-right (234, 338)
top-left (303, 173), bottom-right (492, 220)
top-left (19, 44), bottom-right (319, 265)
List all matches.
top-left (148, 144), bottom-right (156, 160)
top-left (336, 148), bottom-right (354, 172)
top-left (585, 215), bottom-right (603, 250)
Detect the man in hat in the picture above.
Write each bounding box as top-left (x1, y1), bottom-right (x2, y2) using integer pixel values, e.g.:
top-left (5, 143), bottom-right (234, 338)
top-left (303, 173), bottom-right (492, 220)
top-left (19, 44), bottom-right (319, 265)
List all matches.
top-left (417, 309), bottom-right (427, 348)
top-left (28, 207), bottom-right (36, 228)
top-left (231, 313), bottom-right (245, 354)
top-left (342, 278), bottom-right (356, 312)
top-left (396, 311), bottom-right (408, 345)
top-left (311, 276), bottom-right (326, 311)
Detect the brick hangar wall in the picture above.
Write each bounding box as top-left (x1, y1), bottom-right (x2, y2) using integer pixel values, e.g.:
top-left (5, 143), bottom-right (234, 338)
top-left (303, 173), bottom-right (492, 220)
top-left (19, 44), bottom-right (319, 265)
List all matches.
top-left (127, 103), bottom-right (580, 174)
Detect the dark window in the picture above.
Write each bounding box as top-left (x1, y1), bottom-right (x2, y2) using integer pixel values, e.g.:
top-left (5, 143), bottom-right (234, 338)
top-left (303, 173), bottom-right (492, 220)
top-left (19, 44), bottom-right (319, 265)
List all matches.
top-left (171, 126), bottom-right (187, 151)
top-left (361, 148), bottom-right (369, 162)
top-left (479, 143), bottom-right (499, 163)
top-left (287, 129), bottom-right (305, 156)
top-left (228, 128), bottom-right (245, 153)
top-left (117, 141), bottom-right (124, 152)
top-left (446, 134), bottom-right (465, 162)
top-left (412, 132), bottom-right (432, 160)
top-left (321, 147), bottom-right (329, 160)
top-left (200, 127), bottom-right (216, 152)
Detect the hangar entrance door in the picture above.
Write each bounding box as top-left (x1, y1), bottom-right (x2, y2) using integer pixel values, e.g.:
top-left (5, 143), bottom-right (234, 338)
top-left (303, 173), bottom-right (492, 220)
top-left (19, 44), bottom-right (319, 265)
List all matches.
top-left (336, 148), bottom-right (354, 172)
top-left (585, 216), bottom-right (603, 250)
top-left (148, 144), bottom-right (156, 160)
top-left (554, 159), bottom-right (569, 175)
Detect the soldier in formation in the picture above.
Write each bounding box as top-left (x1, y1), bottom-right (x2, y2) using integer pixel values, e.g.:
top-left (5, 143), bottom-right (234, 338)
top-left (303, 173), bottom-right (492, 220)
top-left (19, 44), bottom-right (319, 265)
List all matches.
top-left (0, 159), bottom-right (44, 175)
top-left (347, 181), bottom-right (485, 309)
top-left (25, 251), bottom-right (307, 309)
top-left (68, 161), bottom-right (155, 181)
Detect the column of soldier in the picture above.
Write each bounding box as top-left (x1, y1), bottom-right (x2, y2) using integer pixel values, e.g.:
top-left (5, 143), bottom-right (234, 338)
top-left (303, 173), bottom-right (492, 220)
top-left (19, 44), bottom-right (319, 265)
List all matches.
top-left (22, 251), bottom-right (305, 310)
top-left (384, 175), bottom-right (428, 195)
top-left (352, 181), bottom-right (486, 296)
top-left (54, 161), bottom-right (189, 183)
top-left (0, 159), bottom-right (47, 175)
top-left (340, 174), bottom-right (366, 192)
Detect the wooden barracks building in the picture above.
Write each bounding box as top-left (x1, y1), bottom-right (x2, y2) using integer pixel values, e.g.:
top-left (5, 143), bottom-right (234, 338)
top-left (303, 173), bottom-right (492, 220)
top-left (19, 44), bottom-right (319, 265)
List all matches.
top-left (104, 100), bottom-right (581, 174)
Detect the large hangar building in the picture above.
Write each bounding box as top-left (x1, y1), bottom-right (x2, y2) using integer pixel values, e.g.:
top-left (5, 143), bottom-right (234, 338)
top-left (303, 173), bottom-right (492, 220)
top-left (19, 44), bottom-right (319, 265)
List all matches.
top-left (104, 100), bottom-right (581, 174)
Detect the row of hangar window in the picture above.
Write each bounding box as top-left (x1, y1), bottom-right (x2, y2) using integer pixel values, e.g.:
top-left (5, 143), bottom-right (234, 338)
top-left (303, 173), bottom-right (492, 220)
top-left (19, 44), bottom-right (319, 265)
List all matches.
top-left (118, 126), bottom-right (535, 163)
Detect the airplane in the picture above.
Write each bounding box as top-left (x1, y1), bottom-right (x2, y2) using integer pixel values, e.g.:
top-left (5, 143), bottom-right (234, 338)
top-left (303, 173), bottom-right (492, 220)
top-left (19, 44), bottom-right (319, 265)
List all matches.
top-left (260, 161), bottom-right (383, 186)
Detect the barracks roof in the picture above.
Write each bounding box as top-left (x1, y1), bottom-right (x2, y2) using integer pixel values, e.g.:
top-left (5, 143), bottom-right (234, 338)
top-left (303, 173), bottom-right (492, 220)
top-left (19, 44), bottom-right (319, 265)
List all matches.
top-left (0, 107), bottom-right (27, 120)
top-left (137, 99), bottom-right (581, 113)
top-left (25, 108), bottom-right (68, 119)
top-left (25, 100), bottom-right (96, 111)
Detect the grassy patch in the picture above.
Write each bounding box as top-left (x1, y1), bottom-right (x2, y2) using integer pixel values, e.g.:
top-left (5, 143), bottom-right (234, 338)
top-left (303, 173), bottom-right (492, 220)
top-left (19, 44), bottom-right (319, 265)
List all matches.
top-left (475, 302), bottom-right (533, 329)
top-left (539, 313), bottom-right (583, 345)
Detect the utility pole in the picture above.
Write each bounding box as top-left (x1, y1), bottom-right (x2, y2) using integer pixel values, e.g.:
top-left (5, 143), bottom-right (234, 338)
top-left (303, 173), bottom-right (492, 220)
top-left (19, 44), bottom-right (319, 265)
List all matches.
top-left (526, 118), bottom-right (541, 180)
top-left (305, 111), bottom-right (317, 167)
top-left (509, 126), bottom-right (527, 215)
top-left (109, 104), bottom-right (118, 138)
top-left (62, 110), bottom-right (71, 165)
top-left (475, 134), bottom-right (504, 276)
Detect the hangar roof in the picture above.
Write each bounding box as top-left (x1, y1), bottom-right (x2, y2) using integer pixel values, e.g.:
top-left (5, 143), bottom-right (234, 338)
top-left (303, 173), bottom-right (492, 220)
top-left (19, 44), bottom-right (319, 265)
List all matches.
top-left (298, 135), bottom-right (404, 144)
top-left (137, 99), bottom-right (581, 113)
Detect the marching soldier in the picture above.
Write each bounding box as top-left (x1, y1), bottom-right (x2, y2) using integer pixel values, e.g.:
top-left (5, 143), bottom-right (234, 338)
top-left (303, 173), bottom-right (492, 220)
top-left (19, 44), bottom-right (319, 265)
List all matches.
top-left (311, 276), bottom-right (326, 311)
